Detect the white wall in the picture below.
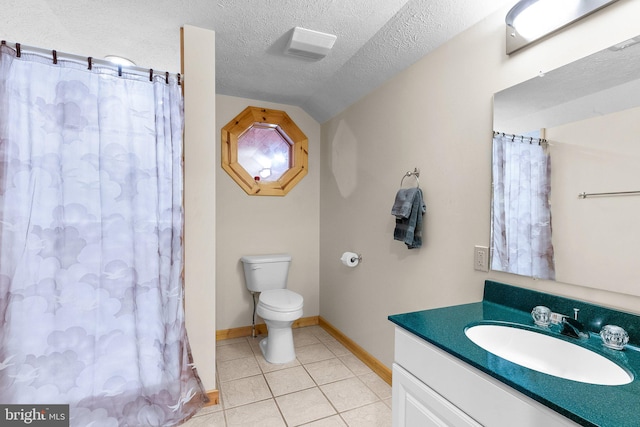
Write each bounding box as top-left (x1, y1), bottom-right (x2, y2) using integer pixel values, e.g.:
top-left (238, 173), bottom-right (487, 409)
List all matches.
top-left (216, 95), bottom-right (321, 331)
top-left (183, 25), bottom-right (217, 391)
top-left (319, 0), bottom-right (640, 369)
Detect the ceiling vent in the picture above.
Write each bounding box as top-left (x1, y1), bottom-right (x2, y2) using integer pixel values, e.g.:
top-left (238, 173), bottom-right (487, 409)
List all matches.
top-left (285, 27), bottom-right (337, 60)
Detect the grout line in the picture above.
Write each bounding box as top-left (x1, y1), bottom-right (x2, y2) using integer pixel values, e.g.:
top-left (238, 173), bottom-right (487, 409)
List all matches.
top-left (211, 325), bottom-right (391, 426)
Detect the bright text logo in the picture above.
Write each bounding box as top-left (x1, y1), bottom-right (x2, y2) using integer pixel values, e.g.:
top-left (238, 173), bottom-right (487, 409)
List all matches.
top-left (1, 405), bottom-right (69, 426)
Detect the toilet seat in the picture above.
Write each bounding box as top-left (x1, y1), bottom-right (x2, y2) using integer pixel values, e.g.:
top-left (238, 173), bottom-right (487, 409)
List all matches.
top-left (259, 289), bottom-right (303, 312)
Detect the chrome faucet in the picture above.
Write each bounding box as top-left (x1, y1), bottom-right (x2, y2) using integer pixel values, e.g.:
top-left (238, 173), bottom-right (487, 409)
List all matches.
top-left (561, 317), bottom-right (589, 339)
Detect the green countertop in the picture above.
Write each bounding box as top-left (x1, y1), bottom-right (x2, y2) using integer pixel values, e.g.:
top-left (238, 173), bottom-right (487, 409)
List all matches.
top-left (388, 281), bottom-right (640, 427)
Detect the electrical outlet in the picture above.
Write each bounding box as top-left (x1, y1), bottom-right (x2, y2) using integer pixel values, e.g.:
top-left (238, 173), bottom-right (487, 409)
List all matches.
top-left (474, 246), bottom-right (489, 272)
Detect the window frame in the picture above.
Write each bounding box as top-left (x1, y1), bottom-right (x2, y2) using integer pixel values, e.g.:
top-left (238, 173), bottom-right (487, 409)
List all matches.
top-left (221, 106), bottom-right (308, 196)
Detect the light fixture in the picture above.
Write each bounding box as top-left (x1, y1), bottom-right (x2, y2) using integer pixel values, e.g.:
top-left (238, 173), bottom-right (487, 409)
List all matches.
top-left (285, 27), bottom-right (337, 60)
top-left (104, 55), bottom-right (136, 67)
top-left (511, 0), bottom-right (582, 40)
top-left (506, 0), bottom-right (619, 54)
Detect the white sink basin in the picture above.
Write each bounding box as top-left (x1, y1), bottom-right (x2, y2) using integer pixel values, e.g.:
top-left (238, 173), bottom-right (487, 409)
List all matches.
top-left (465, 324), bottom-right (633, 385)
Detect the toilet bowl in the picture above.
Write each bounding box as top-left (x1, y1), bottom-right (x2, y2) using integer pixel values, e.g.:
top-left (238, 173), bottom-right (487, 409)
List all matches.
top-left (256, 289), bottom-right (303, 363)
top-left (240, 254), bottom-right (304, 364)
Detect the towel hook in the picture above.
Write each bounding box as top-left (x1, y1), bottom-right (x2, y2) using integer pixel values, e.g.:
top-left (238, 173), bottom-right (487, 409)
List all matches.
top-left (400, 168), bottom-right (420, 188)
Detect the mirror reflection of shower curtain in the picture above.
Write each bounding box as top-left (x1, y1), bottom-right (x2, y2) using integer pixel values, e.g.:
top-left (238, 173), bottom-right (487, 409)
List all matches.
top-left (491, 133), bottom-right (555, 280)
top-left (0, 46), bottom-right (208, 425)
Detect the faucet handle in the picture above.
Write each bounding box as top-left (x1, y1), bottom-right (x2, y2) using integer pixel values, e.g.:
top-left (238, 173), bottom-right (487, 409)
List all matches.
top-left (531, 306), bottom-right (551, 327)
top-left (600, 325), bottom-right (629, 350)
top-left (573, 308), bottom-right (580, 321)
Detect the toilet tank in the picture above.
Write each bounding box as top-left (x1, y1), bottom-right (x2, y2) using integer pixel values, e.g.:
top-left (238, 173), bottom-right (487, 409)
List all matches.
top-left (240, 254), bottom-right (292, 292)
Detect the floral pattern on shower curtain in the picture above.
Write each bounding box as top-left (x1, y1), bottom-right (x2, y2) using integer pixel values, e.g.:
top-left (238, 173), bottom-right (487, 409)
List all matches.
top-left (0, 46), bottom-right (208, 426)
top-left (491, 133), bottom-right (555, 280)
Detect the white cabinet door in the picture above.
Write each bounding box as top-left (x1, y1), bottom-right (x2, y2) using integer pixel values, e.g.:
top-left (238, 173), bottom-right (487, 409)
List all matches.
top-left (393, 363), bottom-right (482, 427)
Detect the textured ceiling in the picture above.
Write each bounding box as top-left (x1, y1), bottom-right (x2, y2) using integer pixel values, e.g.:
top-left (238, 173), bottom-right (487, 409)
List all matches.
top-left (2, 0), bottom-right (518, 123)
top-left (494, 37), bottom-right (640, 132)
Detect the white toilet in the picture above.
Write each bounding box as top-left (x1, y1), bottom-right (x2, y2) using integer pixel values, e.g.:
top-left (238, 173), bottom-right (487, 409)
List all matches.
top-left (240, 254), bottom-right (303, 364)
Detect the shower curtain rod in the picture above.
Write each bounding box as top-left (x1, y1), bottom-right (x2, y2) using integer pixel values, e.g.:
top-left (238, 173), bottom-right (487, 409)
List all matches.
top-left (0, 40), bottom-right (181, 85)
top-left (578, 190), bottom-right (640, 199)
top-left (493, 131), bottom-right (547, 146)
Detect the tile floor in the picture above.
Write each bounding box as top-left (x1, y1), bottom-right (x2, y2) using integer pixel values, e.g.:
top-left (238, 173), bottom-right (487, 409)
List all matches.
top-left (183, 325), bottom-right (392, 426)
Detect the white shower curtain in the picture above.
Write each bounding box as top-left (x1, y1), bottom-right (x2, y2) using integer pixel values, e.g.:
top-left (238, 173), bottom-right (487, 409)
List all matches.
top-left (491, 133), bottom-right (555, 280)
top-left (0, 45), bottom-right (207, 425)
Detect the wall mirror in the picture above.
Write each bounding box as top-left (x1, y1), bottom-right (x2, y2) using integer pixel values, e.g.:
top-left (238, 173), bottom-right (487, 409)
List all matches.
top-left (492, 35), bottom-right (640, 296)
top-left (222, 106), bottom-right (308, 196)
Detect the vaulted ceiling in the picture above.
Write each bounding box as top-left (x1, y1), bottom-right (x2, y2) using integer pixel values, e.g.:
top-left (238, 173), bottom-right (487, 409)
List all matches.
top-left (3, 0), bottom-right (517, 122)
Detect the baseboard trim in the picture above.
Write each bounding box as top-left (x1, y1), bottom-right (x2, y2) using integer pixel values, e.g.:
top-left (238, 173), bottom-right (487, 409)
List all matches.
top-left (318, 316), bottom-right (392, 385)
top-left (216, 315), bottom-right (392, 386)
top-left (204, 389), bottom-right (219, 406)
top-left (216, 316), bottom-right (320, 341)
top-left (216, 324), bottom-right (266, 340)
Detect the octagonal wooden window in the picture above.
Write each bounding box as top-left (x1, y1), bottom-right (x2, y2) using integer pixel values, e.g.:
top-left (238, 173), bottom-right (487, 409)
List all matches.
top-left (222, 106), bottom-right (308, 196)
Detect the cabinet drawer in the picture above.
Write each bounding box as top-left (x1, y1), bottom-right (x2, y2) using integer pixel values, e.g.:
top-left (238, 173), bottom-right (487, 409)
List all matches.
top-left (393, 363), bottom-right (481, 427)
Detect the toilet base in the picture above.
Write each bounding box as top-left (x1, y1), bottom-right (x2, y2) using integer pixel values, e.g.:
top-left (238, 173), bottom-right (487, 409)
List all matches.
top-left (259, 324), bottom-right (296, 364)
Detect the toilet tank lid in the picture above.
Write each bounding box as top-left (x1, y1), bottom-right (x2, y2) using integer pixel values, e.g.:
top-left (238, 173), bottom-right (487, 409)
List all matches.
top-left (240, 254), bottom-right (292, 264)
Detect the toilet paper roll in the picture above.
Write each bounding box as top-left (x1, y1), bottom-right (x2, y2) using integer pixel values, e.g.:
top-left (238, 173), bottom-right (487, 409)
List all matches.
top-left (340, 252), bottom-right (360, 268)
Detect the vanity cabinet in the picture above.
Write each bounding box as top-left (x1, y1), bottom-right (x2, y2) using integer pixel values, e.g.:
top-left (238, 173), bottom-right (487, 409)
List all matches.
top-left (393, 363), bottom-right (481, 426)
top-left (392, 327), bottom-right (579, 427)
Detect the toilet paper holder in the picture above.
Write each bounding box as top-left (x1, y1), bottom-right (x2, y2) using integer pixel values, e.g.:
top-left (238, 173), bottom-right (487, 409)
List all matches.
top-left (340, 251), bottom-right (362, 267)
top-left (347, 253), bottom-right (362, 263)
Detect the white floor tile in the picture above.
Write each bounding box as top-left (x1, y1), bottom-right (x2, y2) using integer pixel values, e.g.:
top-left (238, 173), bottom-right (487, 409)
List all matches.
top-left (264, 365), bottom-right (316, 396)
top-left (305, 326), bottom-right (333, 342)
top-left (293, 328), bottom-right (323, 347)
top-left (247, 335), bottom-right (265, 354)
top-left (276, 387), bottom-right (337, 426)
top-left (323, 339), bottom-right (352, 357)
top-left (295, 342), bottom-right (336, 364)
top-left (256, 352), bottom-right (301, 373)
top-left (218, 356), bottom-right (261, 382)
top-left (320, 377), bottom-right (379, 413)
top-left (300, 415), bottom-right (348, 426)
top-left (197, 326), bottom-right (391, 427)
top-left (305, 358), bottom-right (354, 385)
top-left (225, 399), bottom-right (285, 427)
top-left (359, 372), bottom-right (392, 400)
top-left (217, 341), bottom-right (255, 362)
top-left (217, 337), bottom-right (249, 347)
top-left (383, 397), bottom-right (392, 408)
top-left (340, 401), bottom-right (392, 427)
top-left (221, 374), bottom-right (272, 409)
top-left (338, 354), bottom-right (373, 376)
top-left (194, 403), bottom-right (223, 417)
top-left (182, 410), bottom-right (226, 426)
